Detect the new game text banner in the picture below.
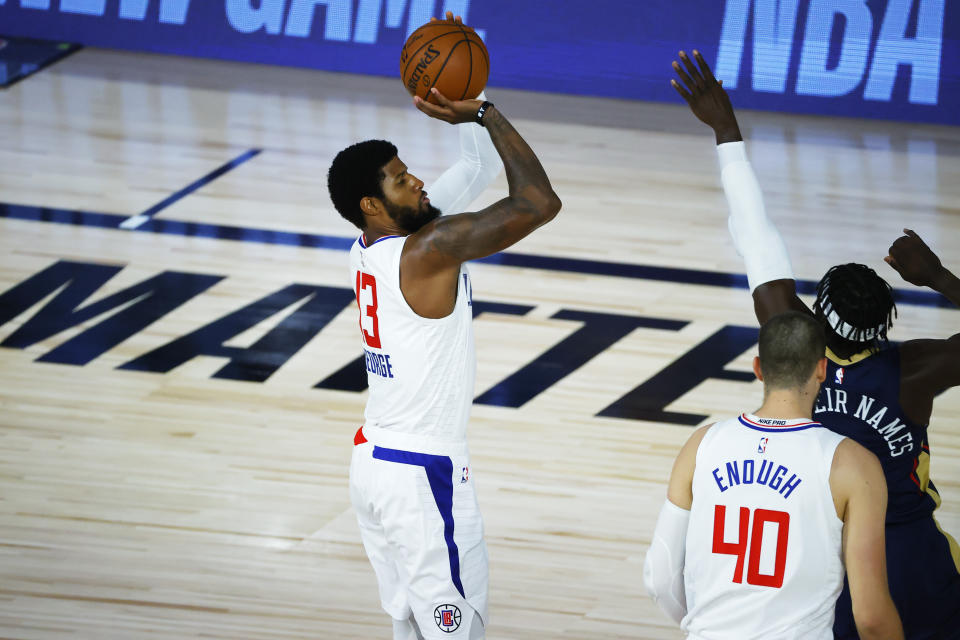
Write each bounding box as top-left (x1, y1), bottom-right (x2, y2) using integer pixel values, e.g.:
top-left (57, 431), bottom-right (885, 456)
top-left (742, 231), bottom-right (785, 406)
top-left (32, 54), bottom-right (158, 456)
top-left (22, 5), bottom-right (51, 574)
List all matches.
top-left (0, 0), bottom-right (957, 125)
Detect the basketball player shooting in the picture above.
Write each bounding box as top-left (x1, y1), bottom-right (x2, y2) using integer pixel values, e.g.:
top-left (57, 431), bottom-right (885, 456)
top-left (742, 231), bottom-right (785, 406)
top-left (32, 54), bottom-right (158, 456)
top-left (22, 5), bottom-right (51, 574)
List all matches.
top-left (326, 14), bottom-right (561, 640)
top-left (671, 49), bottom-right (960, 639)
top-left (644, 311), bottom-right (903, 640)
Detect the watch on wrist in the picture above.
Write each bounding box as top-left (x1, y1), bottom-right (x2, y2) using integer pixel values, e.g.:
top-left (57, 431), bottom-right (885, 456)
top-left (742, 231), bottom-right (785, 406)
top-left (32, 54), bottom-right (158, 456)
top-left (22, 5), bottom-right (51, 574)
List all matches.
top-left (476, 101), bottom-right (493, 126)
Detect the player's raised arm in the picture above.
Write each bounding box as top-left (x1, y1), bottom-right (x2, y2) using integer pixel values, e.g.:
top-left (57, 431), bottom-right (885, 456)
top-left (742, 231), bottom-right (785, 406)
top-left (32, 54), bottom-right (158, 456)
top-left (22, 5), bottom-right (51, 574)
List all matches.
top-left (421, 13), bottom-right (503, 216)
top-left (886, 229), bottom-right (960, 312)
top-left (830, 440), bottom-right (904, 640)
top-left (398, 89), bottom-right (560, 317)
top-left (886, 230), bottom-right (960, 413)
top-left (671, 49), bottom-right (808, 324)
top-left (425, 93), bottom-right (502, 216)
top-left (408, 90), bottom-right (560, 262)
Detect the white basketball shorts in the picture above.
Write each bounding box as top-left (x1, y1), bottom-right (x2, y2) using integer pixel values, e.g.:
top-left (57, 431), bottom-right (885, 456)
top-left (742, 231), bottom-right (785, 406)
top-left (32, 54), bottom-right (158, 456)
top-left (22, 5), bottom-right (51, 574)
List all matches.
top-left (350, 428), bottom-right (488, 639)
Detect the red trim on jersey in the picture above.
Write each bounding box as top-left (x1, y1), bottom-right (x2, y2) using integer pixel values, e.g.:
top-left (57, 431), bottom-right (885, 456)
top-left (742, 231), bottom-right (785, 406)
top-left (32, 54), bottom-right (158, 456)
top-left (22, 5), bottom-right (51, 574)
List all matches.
top-left (909, 456), bottom-right (922, 491)
top-left (739, 413), bottom-right (821, 429)
top-left (354, 426), bottom-right (367, 446)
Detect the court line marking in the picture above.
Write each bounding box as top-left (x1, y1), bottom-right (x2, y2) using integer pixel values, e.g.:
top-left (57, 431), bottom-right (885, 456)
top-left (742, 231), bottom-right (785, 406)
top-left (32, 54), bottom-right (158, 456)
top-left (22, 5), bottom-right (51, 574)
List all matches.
top-left (0, 202), bottom-right (954, 310)
top-left (0, 43), bottom-right (83, 90)
top-left (119, 149), bottom-right (262, 229)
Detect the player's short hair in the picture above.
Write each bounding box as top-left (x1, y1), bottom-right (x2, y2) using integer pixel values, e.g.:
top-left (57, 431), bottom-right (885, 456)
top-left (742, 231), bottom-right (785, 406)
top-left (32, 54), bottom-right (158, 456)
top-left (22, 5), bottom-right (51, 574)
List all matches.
top-left (327, 140), bottom-right (398, 230)
top-left (758, 311), bottom-right (827, 390)
top-left (813, 263), bottom-right (896, 359)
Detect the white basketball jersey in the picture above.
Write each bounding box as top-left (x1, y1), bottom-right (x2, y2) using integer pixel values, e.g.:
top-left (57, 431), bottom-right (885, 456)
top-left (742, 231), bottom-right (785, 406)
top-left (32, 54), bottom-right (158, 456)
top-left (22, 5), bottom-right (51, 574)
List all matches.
top-left (682, 414), bottom-right (846, 640)
top-left (349, 233), bottom-right (475, 445)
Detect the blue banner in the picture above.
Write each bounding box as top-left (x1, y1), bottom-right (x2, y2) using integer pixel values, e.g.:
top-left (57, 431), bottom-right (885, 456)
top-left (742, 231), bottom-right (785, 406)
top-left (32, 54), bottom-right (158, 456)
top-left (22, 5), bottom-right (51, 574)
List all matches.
top-left (1, 0), bottom-right (957, 125)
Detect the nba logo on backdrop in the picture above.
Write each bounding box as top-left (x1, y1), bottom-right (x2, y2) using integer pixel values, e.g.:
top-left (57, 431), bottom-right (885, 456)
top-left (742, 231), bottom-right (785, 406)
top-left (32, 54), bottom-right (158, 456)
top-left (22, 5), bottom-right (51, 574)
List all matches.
top-left (716, 0), bottom-right (946, 105)
top-left (434, 604), bottom-right (461, 632)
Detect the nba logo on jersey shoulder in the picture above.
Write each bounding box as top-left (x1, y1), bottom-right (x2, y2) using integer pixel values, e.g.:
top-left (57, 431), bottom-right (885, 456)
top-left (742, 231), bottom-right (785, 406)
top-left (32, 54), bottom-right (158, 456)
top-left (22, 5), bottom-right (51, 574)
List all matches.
top-left (757, 437), bottom-right (768, 454)
top-left (835, 367), bottom-right (844, 384)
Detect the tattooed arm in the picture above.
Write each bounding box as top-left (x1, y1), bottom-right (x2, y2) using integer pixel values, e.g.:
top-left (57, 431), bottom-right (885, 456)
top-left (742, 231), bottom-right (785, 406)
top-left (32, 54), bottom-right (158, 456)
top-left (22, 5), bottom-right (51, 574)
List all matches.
top-left (426, 91), bottom-right (503, 216)
top-left (401, 89), bottom-right (562, 318)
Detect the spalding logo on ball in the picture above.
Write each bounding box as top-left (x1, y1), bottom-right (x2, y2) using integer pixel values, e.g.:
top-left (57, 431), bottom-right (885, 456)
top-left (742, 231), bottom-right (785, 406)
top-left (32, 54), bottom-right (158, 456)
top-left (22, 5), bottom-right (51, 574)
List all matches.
top-left (400, 19), bottom-right (489, 103)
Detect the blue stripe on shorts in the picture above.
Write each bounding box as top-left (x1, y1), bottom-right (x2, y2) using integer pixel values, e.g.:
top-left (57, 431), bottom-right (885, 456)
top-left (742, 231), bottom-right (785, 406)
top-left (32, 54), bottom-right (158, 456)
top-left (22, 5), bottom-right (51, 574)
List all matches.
top-left (371, 446), bottom-right (465, 599)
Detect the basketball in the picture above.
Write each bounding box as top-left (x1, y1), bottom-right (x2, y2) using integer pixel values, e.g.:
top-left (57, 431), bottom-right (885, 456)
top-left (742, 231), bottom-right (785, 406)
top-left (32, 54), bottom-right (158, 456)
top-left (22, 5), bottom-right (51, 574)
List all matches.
top-left (400, 19), bottom-right (489, 103)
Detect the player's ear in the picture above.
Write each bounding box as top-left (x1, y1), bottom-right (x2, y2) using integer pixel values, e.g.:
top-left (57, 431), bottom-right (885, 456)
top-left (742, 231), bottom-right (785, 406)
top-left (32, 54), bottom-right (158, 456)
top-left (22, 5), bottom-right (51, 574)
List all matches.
top-left (360, 196), bottom-right (384, 218)
top-left (815, 357), bottom-right (828, 384)
top-left (752, 356), bottom-right (763, 382)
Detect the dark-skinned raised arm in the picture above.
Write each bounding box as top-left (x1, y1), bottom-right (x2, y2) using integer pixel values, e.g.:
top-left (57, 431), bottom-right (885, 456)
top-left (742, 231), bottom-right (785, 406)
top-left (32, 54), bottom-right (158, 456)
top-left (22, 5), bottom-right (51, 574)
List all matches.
top-left (404, 92), bottom-right (561, 271)
top-left (398, 91), bottom-right (561, 318)
top-left (672, 49), bottom-right (809, 326)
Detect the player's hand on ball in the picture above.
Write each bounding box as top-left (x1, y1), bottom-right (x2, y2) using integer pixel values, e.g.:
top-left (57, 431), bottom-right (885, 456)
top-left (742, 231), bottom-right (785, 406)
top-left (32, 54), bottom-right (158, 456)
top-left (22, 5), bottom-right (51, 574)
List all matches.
top-left (430, 10), bottom-right (462, 24)
top-left (414, 88), bottom-right (483, 125)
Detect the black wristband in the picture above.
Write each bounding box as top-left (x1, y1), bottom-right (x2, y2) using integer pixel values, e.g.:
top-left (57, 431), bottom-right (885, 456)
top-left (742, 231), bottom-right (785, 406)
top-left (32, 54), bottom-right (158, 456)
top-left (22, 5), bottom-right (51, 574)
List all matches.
top-left (476, 101), bottom-right (493, 126)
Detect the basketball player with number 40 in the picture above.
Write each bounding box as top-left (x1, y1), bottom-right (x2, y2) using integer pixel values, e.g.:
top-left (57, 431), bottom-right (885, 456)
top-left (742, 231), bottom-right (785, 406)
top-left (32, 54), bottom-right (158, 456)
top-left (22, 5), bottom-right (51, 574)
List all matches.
top-left (644, 312), bottom-right (904, 640)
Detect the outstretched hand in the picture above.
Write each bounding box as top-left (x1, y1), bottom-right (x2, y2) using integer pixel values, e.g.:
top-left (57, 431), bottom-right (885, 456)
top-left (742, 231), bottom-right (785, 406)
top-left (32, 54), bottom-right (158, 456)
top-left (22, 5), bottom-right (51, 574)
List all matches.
top-left (414, 88), bottom-right (483, 125)
top-left (670, 50), bottom-right (742, 144)
top-left (885, 229), bottom-right (946, 288)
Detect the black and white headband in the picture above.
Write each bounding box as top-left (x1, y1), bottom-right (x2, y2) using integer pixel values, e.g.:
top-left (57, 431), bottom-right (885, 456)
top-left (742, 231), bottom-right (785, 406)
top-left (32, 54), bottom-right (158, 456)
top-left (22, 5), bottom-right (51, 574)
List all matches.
top-left (818, 284), bottom-right (883, 341)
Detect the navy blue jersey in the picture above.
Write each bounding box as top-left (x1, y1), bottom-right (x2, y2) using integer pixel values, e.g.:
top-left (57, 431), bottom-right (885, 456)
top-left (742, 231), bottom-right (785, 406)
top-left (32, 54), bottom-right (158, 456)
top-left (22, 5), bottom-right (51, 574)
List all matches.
top-left (834, 516), bottom-right (960, 639)
top-left (814, 345), bottom-right (940, 524)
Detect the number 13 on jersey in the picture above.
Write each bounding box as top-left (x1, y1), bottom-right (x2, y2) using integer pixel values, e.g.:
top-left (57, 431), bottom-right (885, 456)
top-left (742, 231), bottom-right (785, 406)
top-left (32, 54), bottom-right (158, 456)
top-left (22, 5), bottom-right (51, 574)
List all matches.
top-left (712, 504), bottom-right (790, 588)
top-left (355, 271), bottom-right (382, 348)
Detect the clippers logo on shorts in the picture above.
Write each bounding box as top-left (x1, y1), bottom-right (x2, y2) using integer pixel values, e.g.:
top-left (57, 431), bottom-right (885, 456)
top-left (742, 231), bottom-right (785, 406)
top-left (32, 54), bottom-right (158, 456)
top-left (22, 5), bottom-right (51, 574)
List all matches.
top-left (758, 437), bottom-right (768, 454)
top-left (835, 367), bottom-right (844, 384)
top-left (434, 604), bottom-right (462, 632)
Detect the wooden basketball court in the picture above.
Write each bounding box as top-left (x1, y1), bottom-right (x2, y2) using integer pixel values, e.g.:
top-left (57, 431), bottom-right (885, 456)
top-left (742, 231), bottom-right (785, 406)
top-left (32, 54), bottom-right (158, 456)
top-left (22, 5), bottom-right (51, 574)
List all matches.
top-left (1, 48), bottom-right (958, 638)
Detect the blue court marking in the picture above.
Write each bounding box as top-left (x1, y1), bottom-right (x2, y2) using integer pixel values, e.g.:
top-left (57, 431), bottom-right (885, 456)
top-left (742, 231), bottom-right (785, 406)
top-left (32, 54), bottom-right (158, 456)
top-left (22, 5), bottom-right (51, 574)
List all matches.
top-left (0, 203), bottom-right (355, 251)
top-left (0, 43), bottom-right (83, 90)
top-left (125, 149), bottom-right (262, 226)
top-left (370, 446), bottom-right (465, 599)
top-left (476, 251), bottom-right (749, 289)
top-left (0, 204), bottom-right (127, 228)
top-left (0, 201), bottom-right (955, 310)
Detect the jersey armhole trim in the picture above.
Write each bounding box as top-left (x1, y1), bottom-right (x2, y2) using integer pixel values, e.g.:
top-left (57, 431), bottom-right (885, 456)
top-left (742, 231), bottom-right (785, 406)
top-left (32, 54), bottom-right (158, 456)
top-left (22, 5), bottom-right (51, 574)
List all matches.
top-left (395, 237), bottom-right (467, 325)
